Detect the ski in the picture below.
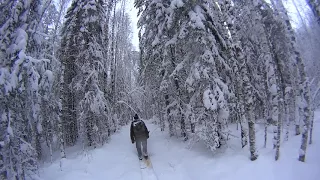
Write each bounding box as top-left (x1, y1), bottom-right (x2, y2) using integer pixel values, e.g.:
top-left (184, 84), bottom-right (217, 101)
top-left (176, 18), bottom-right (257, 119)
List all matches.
top-left (139, 157), bottom-right (151, 169)
top-left (143, 157), bottom-right (152, 168)
top-left (139, 156), bottom-right (158, 180)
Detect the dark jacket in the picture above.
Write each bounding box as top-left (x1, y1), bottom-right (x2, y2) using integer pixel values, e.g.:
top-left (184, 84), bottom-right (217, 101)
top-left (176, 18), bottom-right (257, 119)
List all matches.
top-left (130, 119), bottom-right (149, 143)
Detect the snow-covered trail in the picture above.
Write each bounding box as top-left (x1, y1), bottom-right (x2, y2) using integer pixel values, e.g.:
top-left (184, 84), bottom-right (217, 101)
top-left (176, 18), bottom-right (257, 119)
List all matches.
top-left (38, 122), bottom-right (144, 180)
top-left (37, 113), bottom-right (320, 180)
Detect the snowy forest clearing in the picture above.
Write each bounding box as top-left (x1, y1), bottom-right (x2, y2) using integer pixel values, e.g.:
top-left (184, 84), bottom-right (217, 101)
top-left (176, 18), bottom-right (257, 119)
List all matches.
top-left (35, 111), bottom-right (320, 180)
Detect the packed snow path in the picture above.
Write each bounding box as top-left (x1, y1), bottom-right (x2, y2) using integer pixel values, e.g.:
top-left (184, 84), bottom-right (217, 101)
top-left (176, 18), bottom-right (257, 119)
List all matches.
top-left (37, 113), bottom-right (320, 180)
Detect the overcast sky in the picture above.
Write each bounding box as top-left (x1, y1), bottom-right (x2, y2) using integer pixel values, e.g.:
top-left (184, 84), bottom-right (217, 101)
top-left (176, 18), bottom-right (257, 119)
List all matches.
top-left (126, 0), bottom-right (139, 51)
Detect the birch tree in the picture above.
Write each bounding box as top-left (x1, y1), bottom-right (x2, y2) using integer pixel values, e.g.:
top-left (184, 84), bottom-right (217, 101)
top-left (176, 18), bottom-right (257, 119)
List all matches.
top-left (272, 0), bottom-right (312, 162)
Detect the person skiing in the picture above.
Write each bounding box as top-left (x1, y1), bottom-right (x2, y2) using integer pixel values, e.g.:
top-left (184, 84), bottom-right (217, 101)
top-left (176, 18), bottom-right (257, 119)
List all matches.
top-left (130, 114), bottom-right (149, 160)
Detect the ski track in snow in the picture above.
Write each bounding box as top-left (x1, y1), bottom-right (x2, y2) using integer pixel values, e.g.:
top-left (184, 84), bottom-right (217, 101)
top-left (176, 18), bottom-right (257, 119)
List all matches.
top-left (35, 111), bottom-right (320, 180)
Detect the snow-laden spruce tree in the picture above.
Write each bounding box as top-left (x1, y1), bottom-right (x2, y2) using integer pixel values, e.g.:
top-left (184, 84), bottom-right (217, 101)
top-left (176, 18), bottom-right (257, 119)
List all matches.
top-left (60, 0), bottom-right (111, 148)
top-left (40, 1), bottom-right (67, 161)
top-left (136, 0), bottom-right (234, 149)
top-left (183, 1), bottom-right (236, 147)
top-left (0, 0), bottom-right (46, 178)
top-left (135, 0), bottom-right (173, 132)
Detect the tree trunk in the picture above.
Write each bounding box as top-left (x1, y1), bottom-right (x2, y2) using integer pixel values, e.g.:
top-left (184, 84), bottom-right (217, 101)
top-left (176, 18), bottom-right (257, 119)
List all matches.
top-left (181, 113), bottom-right (187, 141)
top-left (49, 143), bottom-right (53, 163)
top-left (309, 83), bottom-right (320, 144)
top-left (243, 66), bottom-right (257, 160)
top-left (293, 65), bottom-right (301, 136)
top-left (297, 51), bottom-right (311, 163)
top-left (191, 122), bottom-right (195, 133)
top-left (165, 94), bottom-right (174, 136)
top-left (158, 101), bottom-right (165, 131)
top-left (309, 109), bottom-right (314, 144)
top-left (264, 124), bottom-right (268, 148)
top-left (247, 111), bottom-right (258, 161)
top-left (110, 0), bottom-right (117, 102)
top-left (240, 113), bottom-right (248, 148)
top-left (58, 119), bottom-right (66, 159)
top-left (284, 88), bottom-right (291, 141)
top-left (263, 100), bottom-right (269, 148)
top-left (298, 80), bottom-right (311, 162)
top-left (275, 99), bottom-right (282, 160)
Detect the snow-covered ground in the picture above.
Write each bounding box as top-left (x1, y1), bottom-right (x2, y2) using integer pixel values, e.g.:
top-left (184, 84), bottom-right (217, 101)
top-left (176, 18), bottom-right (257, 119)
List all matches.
top-left (35, 111), bottom-right (320, 180)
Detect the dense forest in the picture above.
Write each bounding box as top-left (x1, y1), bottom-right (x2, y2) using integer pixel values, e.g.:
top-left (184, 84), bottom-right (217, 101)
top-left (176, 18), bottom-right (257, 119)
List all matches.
top-left (0, 0), bottom-right (319, 179)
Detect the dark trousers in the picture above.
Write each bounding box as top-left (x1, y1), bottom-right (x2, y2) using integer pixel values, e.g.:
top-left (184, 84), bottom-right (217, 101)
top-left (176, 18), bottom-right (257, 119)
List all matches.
top-left (136, 139), bottom-right (148, 157)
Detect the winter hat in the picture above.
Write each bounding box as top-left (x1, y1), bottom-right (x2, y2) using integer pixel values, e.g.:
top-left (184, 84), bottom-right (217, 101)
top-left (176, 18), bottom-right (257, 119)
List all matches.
top-left (134, 114), bottom-right (139, 120)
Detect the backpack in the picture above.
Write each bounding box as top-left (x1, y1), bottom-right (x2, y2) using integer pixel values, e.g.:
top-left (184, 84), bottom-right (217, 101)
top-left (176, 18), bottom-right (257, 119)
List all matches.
top-left (132, 120), bottom-right (145, 136)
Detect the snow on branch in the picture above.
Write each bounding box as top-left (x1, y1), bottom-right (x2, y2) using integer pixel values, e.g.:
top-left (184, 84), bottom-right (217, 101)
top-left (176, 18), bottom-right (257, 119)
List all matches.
top-left (188, 5), bottom-right (206, 30)
top-left (170, 0), bottom-right (184, 9)
top-left (116, 100), bottom-right (139, 114)
top-left (203, 89), bottom-right (218, 111)
top-left (170, 53), bottom-right (190, 78)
